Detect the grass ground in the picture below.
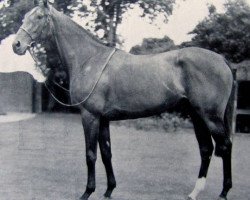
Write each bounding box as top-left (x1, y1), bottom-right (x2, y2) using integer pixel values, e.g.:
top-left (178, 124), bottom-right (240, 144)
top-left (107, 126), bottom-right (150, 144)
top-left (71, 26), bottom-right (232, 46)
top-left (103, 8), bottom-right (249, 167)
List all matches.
top-left (0, 113), bottom-right (249, 200)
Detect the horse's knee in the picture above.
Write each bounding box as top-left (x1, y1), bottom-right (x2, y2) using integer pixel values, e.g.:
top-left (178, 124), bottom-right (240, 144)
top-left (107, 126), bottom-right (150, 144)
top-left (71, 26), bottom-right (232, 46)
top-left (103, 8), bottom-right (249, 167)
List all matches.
top-left (102, 149), bottom-right (112, 161)
top-left (86, 150), bottom-right (97, 166)
top-left (100, 142), bottom-right (112, 162)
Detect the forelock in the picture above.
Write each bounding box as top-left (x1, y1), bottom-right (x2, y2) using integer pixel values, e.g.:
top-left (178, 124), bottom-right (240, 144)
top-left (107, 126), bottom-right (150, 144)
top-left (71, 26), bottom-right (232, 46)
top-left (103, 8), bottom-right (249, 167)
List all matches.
top-left (25, 6), bottom-right (47, 20)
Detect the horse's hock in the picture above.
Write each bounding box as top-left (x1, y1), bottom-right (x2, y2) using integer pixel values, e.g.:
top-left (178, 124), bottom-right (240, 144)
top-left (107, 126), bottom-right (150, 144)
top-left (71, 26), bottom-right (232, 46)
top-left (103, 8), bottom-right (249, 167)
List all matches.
top-left (232, 60), bottom-right (250, 134)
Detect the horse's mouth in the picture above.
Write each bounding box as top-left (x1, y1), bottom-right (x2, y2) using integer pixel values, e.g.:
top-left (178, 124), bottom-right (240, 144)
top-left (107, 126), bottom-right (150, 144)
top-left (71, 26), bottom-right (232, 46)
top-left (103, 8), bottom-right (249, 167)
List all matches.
top-left (16, 49), bottom-right (27, 55)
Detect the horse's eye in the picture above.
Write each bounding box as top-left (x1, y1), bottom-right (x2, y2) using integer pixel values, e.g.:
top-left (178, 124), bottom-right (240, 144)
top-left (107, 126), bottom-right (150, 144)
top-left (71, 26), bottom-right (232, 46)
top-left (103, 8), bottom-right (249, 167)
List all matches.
top-left (37, 15), bottom-right (43, 19)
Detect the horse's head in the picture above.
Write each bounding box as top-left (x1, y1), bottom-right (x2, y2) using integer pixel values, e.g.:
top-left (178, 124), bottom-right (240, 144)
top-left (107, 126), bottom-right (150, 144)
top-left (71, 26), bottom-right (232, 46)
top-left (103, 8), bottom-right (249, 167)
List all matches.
top-left (12, 0), bottom-right (52, 55)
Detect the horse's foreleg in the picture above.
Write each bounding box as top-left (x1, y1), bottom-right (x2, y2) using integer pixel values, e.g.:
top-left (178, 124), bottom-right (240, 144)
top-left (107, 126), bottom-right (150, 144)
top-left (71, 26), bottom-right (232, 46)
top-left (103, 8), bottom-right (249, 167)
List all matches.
top-left (80, 110), bottom-right (100, 200)
top-left (99, 118), bottom-right (116, 198)
top-left (188, 112), bottom-right (214, 200)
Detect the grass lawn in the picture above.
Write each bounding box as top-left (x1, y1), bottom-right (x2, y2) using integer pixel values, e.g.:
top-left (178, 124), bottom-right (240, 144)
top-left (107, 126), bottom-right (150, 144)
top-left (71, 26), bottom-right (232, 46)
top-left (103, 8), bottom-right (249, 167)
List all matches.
top-left (0, 113), bottom-right (249, 200)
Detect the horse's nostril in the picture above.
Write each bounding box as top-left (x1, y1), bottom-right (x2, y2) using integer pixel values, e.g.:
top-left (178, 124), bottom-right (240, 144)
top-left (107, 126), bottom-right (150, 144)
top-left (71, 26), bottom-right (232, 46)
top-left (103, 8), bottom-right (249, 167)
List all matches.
top-left (30, 42), bottom-right (35, 48)
top-left (16, 41), bottom-right (21, 47)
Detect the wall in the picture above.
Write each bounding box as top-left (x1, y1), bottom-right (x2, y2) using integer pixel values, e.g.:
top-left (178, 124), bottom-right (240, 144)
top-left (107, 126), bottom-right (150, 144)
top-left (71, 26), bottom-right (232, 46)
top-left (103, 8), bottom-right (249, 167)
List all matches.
top-left (0, 72), bottom-right (36, 113)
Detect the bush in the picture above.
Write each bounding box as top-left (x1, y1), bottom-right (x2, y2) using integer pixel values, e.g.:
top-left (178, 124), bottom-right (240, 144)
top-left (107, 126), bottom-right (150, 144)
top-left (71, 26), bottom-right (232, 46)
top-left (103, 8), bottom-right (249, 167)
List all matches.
top-left (112, 112), bottom-right (192, 132)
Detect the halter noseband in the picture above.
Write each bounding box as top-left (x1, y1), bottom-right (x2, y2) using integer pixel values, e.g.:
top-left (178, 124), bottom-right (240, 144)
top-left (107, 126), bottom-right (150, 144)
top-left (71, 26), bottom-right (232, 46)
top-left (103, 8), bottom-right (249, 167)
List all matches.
top-left (19, 27), bottom-right (35, 43)
top-left (19, 12), bottom-right (51, 75)
top-left (20, 26), bottom-right (39, 65)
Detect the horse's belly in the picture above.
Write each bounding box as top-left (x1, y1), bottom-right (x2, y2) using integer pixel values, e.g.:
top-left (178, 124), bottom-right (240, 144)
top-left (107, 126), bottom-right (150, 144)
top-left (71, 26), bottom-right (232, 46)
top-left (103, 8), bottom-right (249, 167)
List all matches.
top-left (103, 89), bottom-right (182, 120)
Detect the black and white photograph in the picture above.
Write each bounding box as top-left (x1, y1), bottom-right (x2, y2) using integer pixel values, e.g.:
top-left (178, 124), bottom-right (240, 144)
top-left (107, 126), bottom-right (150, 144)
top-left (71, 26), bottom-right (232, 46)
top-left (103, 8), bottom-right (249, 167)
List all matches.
top-left (0, 0), bottom-right (250, 199)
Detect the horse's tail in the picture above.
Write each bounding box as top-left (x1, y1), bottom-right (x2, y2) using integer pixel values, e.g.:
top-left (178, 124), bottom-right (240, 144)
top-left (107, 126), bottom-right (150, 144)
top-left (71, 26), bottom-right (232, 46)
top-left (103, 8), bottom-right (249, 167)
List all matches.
top-left (224, 60), bottom-right (236, 136)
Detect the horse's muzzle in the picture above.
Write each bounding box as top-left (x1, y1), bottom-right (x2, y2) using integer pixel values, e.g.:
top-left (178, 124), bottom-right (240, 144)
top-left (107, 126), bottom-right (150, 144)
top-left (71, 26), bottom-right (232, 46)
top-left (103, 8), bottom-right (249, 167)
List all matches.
top-left (12, 39), bottom-right (27, 55)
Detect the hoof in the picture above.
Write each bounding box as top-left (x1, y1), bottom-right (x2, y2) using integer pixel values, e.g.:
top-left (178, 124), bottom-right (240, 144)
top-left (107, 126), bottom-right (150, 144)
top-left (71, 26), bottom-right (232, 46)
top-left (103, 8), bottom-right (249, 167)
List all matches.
top-left (103, 191), bottom-right (112, 199)
top-left (80, 187), bottom-right (95, 200)
top-left (104, 190), bottom-right (113, 198)
top-left (187, 197), bottom-right (195, 200)
top-left (80, 194), bottom-right (90, 200)
top-left (104, 184), bottom-right (116, 198)
top-left (217, 197), bottom-right (227, 200)
top-left (79, 195), bottom-right (88, 200)
top-left (100, 197), bottom-right (111, 200)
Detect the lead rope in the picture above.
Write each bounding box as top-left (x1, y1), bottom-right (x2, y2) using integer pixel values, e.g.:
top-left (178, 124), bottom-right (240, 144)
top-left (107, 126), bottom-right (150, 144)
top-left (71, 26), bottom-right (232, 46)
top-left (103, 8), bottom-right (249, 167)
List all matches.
top-left (43, 48), bottom-right (116, 107)
top-left (52, 80), bottom-right (70, 92)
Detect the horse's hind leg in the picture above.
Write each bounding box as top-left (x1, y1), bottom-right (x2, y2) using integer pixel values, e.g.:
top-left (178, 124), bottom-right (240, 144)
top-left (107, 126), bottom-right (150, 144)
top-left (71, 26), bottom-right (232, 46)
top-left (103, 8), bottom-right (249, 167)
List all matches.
top-left (207, 118), bottom-right (232, 200)
top-left (188, 111), bottom-right (214, 200)
top-left (218, 147), bottom-right (232, 200)
top-left (199, 114), bottom-right (232, 200)
top-left (98, 118), bottom-right (116, 198)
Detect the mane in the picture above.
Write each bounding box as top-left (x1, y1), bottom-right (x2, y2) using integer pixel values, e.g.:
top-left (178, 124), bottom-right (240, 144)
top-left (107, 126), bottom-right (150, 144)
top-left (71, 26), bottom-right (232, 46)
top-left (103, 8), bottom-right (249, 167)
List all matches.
top-left (50, 7), bottom-right (107, 47)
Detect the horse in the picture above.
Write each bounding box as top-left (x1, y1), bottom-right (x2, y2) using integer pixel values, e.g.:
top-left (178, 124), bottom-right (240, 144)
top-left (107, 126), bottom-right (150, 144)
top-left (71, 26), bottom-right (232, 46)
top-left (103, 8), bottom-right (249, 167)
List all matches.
top-left (12, 1), bottom-right (234, 200)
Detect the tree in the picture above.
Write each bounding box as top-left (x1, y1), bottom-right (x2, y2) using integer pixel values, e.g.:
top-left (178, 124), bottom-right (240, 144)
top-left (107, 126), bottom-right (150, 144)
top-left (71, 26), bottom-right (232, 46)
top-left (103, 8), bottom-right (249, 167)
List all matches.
top-left (130, 36), bottom-right (176, 54)
top-left (0, 0), bottom-right (32, 42)
top-left (75, 0), bottom-right (176, 47)
top-left (183, 0), bottom-right (250, 63)
top-left (1, 0), bottom-right (177, 46)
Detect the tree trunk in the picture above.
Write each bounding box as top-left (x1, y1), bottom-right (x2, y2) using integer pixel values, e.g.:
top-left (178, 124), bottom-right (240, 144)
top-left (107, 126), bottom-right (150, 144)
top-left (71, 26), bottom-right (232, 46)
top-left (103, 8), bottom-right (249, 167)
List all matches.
top-left (107, 20), bottom-right (116, 47)
top-left (106, 2), bottom-right (121, 47)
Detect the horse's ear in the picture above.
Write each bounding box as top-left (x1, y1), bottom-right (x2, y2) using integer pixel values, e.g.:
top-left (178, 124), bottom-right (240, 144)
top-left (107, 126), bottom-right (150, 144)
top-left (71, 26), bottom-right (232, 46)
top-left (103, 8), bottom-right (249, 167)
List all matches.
top-left (42, 0), bottom-right (54, 8)
top-left (34, 0), bottom-right (53, 7)
top-left (42, 0), bottom-right (48, 7)
top-left (33, 0), bottom-right (39, 6)
top-left (36, 0), bottom-right (49, 8)
top-left (48, 0), bottom-right (54, 4)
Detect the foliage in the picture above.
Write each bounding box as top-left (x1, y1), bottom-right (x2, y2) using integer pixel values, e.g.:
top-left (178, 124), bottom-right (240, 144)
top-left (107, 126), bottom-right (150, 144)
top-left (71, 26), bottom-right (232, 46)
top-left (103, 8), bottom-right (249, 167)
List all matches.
top-left (75, 0), bottom-right (176, 47)
top-left (0, 0), bottom-right (177, 46)
top-left (113, 112), bottom-right (192, 132)
top-left (0, 0), bottom-right (32, 42)
top-left (183, 0), bottom-right (250, 63)
top-left (130, 36), bottom-right (176, 54)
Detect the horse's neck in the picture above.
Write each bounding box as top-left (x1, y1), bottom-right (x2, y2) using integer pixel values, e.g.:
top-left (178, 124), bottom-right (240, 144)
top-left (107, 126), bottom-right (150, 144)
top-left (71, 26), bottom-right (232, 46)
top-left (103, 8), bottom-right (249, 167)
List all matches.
top-left (50, 7), bottom-right (108, 78)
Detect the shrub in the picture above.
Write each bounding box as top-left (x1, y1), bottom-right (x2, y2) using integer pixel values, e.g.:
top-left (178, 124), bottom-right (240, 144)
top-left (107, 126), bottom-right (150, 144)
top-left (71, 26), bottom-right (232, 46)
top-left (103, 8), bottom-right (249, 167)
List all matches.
top-left (112, 112), bottom-right (192, 132)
